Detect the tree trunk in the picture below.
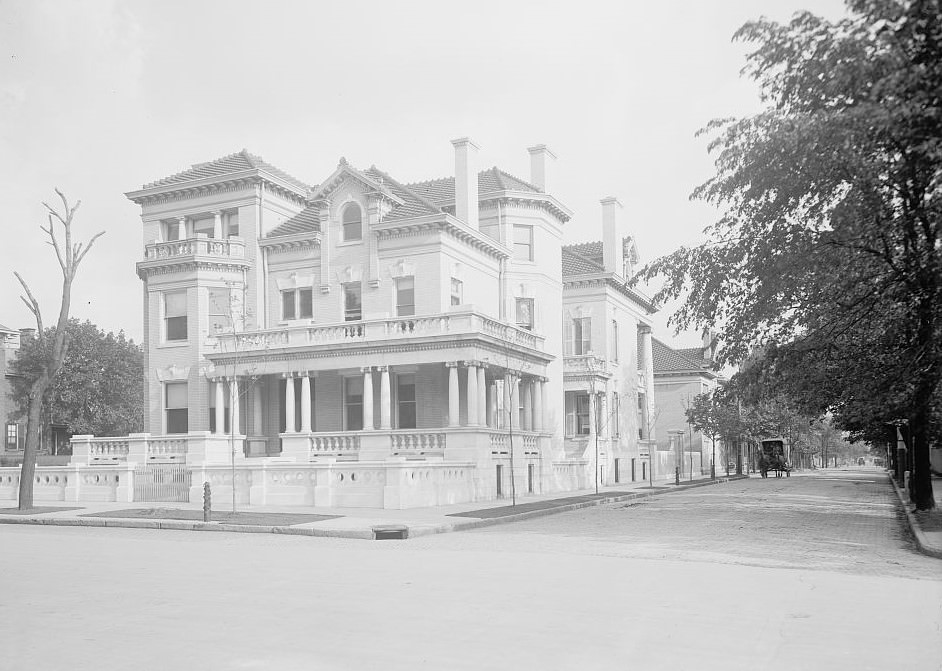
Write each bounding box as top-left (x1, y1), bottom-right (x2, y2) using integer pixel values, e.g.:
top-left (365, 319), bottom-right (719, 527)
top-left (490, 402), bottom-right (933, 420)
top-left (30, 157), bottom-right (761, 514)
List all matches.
top-left (18, 375), bottom-right (49, 510)
top-left (909, 409), bottom-right (936, 511)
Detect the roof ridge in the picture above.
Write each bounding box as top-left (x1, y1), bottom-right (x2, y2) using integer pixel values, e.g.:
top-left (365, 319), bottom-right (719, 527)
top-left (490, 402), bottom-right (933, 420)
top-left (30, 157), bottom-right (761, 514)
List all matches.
top-left (653, 337), bottom-right (708, 370)
top-left (494, 166), bottom-right (541, 192)
top-left (561, 245), bottom-right (604, 273)
top-left (365, 166), bottom-right (443, 215)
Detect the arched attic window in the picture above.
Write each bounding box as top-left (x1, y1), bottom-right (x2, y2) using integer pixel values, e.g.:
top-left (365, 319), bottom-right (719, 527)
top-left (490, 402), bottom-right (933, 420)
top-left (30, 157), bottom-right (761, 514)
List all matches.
top-left (342, 203), bottom-right (362, 241)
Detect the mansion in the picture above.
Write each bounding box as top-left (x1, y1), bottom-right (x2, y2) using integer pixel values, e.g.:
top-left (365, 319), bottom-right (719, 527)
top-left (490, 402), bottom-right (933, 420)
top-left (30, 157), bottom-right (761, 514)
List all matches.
top-left (2, 139), bottom-right (707, 508)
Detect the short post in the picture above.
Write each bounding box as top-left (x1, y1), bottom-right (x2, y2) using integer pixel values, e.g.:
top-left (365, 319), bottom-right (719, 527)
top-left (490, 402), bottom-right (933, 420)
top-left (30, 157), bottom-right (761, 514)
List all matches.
top-left (203, 482), bottom-right (212, 522)
top-left (675, 466), bottom-right (680, 485)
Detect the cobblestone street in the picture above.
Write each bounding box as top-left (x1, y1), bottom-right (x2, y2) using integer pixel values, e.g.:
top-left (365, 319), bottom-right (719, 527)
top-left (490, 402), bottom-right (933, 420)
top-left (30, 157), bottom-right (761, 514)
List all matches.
top-left (412, 468), bottom-right (941, 579)
top-left (2, 468), bottom-right (939, 671)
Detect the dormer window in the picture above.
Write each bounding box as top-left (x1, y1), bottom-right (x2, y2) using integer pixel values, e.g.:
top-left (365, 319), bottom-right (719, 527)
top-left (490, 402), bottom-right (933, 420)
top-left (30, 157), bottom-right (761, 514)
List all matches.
top-left (342, 203), bottom-right (362, 241)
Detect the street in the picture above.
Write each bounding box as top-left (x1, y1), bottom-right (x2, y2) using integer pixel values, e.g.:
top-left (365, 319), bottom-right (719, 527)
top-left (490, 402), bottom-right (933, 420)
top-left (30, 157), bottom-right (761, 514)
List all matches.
top-left (1, 469), bottom-right (939, 671)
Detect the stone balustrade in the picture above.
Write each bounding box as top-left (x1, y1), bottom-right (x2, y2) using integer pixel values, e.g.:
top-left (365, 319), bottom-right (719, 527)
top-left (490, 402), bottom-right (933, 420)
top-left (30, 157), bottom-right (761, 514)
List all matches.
top-left (70, 434), bottom-right (189, 465)
top-left (563, 354), bottom-right (611, 375)
top-left (309, 433), bottom-right (361, 457)
top-left (143, 236), bottom-right (245, 260)
top-left (214, 310), bottom-right (544, 354)
top-left (390, 431), bottom-right (446, 454)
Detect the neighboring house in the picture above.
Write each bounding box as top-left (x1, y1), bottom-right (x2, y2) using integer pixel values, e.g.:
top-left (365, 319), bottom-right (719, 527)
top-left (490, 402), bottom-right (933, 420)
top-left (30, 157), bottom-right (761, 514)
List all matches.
top-left (652, 331), bottom-right (724, 474)
top-left (1, 324), bottom-right (25, 454)
top-left (61, 138), bottom-right (668, 509)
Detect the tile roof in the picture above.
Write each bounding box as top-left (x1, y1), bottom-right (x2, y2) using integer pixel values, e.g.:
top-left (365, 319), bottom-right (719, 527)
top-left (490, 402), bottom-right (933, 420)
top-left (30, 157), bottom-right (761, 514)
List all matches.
top-left (677, 347), bottom-right (706, 363)
top-left (363, 166), bottom-right (442, 222)
top-left (0, 323), bottom-right (15, 332)
top-left (144, 150), bottom-right (310, 193)
top-left (266, 206), bottom-right (321, 238)
top-left (405, 167), bottom-right (541, 204)
top-left (652, 338), bottom-right (710, 374)
top-left (561, 241), bottom-right (604, 276)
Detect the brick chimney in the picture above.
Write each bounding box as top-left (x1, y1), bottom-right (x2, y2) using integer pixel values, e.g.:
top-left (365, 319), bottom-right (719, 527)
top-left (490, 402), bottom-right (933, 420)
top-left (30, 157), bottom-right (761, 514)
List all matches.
top-left (527, 144), bottom-right (556, 193)
top-left (601, 197), bottom-right (624, 274)
top-left (451, 137), bottom-right (479, 229)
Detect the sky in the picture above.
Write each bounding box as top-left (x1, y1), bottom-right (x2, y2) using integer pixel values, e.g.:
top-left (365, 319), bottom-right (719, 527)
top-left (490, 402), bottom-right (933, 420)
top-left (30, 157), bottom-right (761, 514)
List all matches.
top-left (0, 0), bottom-right (851, 347)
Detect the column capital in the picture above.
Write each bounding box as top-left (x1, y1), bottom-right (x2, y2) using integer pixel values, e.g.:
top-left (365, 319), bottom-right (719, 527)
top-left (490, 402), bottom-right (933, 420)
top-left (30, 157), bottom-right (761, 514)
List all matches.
top-left (360, 366), bottom-right (373, 374)
top-left (638, 324), bottom-right (653, 335)
top-left (282, 372), bottom-right (295, 379)
top-left (445, 361), bottom-right (459, 369)
top-left (375, 365), bottom-right (388, 373)
top-left (463, 360), bottom-right (479, 368)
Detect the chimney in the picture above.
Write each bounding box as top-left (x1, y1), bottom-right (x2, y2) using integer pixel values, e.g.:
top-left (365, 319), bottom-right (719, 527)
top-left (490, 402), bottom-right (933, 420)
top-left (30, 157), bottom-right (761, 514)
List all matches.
top-left (702, 328), bottom-right (716, 361)
top-left (601, 197), bottom-right (624, 274)
top-left (527, 144), bottom-right (556, 193)
top-left (451, 137), bottom-right (479, 229)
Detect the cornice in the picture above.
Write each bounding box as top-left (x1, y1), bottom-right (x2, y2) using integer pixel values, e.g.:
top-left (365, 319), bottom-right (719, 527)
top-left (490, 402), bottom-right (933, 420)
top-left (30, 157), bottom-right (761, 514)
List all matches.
top-left (563, 273), bottom-right (656, 314)
top-left (126, 171), bottom-right (307, 207)
top-left (258, 231), bottom-right (322, 253)
top-left (374, 214), bottom-right (510, 260)
top-left (136, 257), bottom-right (251, 280)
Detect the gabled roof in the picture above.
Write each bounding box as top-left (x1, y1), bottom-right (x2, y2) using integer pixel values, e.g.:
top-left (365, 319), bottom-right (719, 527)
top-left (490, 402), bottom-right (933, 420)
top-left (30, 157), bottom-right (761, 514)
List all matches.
top-left (143, 149), bottom-right (310, 193)
top-left (363, 166), bottom-right (442, 221)
top-left (562, 241), bottom-right (604, 277)
top-left (0, 323), bottom-right (14, 332)
top-left (405, 167), bottom-right (541, 203)
top-left (652, 338), bottom-right (715, 378)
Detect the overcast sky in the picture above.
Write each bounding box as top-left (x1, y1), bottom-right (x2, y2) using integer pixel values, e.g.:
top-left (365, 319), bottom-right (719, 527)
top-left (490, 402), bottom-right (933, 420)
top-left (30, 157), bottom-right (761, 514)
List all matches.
top-left (0, 0), bottom-right (850, 346)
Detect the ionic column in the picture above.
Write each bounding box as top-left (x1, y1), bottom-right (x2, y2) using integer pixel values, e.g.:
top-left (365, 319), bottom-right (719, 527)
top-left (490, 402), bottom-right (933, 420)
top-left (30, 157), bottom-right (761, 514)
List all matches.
top-left (379, 366), bottom-right (391, 430)
top-left (533, 378), bottom-right (544, 432)
top-left (447, 362), bottom-right (460, 427)
top-left (214, 379), bottom-right (225, 434)
top-left (231, 377), bottom-right (241, 435)
top-left (284, 373), bottom-right (295, 433)
top-left (502, 376), bottom-right (512, 430)
top-left (476, 366), bottom-right (487, 427)
top-left (300, 373), bottom-right (312, 433)
top-left (486, 381), bottom-right (496, 428)
top-left (465, 362), bottom-right (478, 426)
top-left (177, 216), bottom-right (186, 241)
top-left (521, 379), bottom-right (532, 431)
top-left (362, 367), bottom-right (374, 430)
top-left (212, 211), bottom-right (223, 239)
top-left (511, 377), bottom-right (520, 431)
top-left (639, 325), bottom-right (656, 443)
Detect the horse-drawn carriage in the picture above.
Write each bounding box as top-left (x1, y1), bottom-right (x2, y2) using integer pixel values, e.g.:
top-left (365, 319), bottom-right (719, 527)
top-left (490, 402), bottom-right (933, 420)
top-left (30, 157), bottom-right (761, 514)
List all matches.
top-left (759, 438), bottom-right (791, 478)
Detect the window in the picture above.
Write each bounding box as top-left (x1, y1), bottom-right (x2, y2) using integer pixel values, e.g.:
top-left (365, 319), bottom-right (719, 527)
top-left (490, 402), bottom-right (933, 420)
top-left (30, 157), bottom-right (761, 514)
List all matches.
top-left (515, 298), bottom-right (534, 331)
top-left (208, 288), bottom-right (231, 334)
top-left (565, 316), bottom-right (591, 355)
top-left (164, 291), bottom-right (187, 342)
top-left (611, 319), bottom-right (619, 362)
top-left (281, 288), bottom-right (314, 321)
top-left (396, 277), bottom-right (415, 317)
top-left (226, 211), bottom-right (239, 238)
top-left (193, 217), bottom-right (215, 239)
top-left (611, 392), bottom-right (621, 437)
top-left (565, 392), bottom-right (591, 436)
top-left (344, 377), bottom-right (363, 431)
top-left (165, 382), bottom-right (188, 434)
top-left (513, 225), bottom-right (533, 261)
top-left (397, 374), bottom-right (416, 429)
top-left (5, 423), bottom-right (17, 450)
top-left (343, 282), bottom-right (362, 321)
top-left (450, 278), bottom-right (463, 306)
top-left (342, 203), bottom-right (362, 241)
top-left (164, 220), bottom-right (180, 242)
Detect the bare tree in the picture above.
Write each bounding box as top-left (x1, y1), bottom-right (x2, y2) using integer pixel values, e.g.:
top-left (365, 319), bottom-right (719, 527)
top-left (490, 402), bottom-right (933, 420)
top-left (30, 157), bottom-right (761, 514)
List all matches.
top-left (15, 190), bottom-right (104, 510)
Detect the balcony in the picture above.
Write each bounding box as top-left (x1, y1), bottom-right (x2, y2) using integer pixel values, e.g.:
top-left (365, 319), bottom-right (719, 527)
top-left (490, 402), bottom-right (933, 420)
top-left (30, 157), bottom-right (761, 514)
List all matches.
top-left (137, 236), bottom-right (249, 278)
top-left (211, 310), bottom-right (547, 365)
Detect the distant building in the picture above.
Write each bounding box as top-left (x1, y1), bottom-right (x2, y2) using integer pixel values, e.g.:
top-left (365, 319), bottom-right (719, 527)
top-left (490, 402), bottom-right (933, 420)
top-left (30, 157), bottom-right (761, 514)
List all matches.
top-left (1, 324), bottom-right (25, 453)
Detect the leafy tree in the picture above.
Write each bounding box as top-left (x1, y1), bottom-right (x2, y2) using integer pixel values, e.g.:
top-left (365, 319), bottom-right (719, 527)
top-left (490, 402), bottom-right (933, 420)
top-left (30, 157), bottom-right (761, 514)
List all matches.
top-left (637, 0), bottom-right (941, 510)
top-left (11, 319), bottom-right (144, 439)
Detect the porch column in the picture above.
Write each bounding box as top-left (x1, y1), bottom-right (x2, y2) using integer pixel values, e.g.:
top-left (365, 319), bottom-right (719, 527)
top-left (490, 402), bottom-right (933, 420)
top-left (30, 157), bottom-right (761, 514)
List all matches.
top-left (252, 382), bottom-right (263, 435)
top-left (177, 216), bottom-right (186, 240)
top-left (212, 211), bottom-right (222, 239)
top-left (214, 379), bottom-right (225, 434)
top-left (362, 367), bottom-right (374, 430)
top-left (511, 377), bottom-right (520, 431)
top-left (379, 366), bottom-right (391, 430)
top-left (533, 378), bottom-right (544, 432)
top-left (465, 361), bottom-right (478, 426)
top-left (231, 377), bottom-right (241, 435)
top-left (284, 374), bottom-right (295, 433)
top-left (447, 362), bottom-right (460, 427)
top-left (639, 325), bottom-right (656, 444)
top-left (477, 366), bottom-right (487, 426)
top-left (300, 373), bottom-right (312, 433)
top-left (521, 379), bottom-right (532, 431)
top-left (502, 376), bottom-right (512, 429)
top-left (588, 391), bottom-right (597, 437)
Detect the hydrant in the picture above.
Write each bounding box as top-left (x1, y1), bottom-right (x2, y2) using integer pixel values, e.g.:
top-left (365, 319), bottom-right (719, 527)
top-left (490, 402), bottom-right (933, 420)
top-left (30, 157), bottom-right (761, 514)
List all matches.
top-left (203, 482), bottom-right (212, 522)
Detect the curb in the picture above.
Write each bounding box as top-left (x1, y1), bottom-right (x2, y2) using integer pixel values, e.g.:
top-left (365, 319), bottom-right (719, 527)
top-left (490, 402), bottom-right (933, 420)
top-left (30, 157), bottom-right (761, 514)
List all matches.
top-left (0, 475), bottom-right (747, 541)
top-left (887, 473), bottom-right (942, 560)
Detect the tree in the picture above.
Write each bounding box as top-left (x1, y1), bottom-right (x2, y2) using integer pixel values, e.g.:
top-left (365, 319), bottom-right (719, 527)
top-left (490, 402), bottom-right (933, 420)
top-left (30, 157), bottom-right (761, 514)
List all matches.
top-left (14, 190), bottom-right (104, 509)
top-left (11, 319), bottom-right (144, 441)
top-left (637, 0), bottom-right (941, 510)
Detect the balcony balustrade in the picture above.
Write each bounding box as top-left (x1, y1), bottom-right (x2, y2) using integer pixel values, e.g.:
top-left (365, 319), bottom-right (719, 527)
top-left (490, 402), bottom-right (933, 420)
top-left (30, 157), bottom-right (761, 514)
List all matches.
top-left (563, 354), bottom-right (611, 376)
top-left (214, 310), bottom-right (545, 354)
top-left (142, 236), bottom-right (246, 261)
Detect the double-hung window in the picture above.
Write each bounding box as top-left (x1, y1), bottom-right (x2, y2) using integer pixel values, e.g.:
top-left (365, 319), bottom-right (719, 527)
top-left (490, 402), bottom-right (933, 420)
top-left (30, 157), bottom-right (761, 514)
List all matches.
top-left (515, 298), bottom-right (534, 331)
top-left (208, 288), bottom-right (231, 334)
top-left (611, 319), bottom-right (619, 362)
top-left (565, 317), bottom-right (591, 355)
top-left (513, 225), bottom-right (533, 261)
top-left (450, 278), bottom-right (463, 306)
top-left (565, 392), bottom-right (591, 436)
top-left (164, 291), bottom-right (187, 342)
top-left (281, 288), bottom-right (313, 321)
top-left (342, 204), bottom-right (362, 241)
top-left (344, 377), bottom-right (364, 430)
top-left (637, 392), bottom-right (647, 439)
top-left (397, 374), bottom-right (417, 429)
top-left (396, 277), bottom-right (415, 317)
top-left (165, 382), bottom-right (188, 434)
top-left (343, 282), bottom-right (362, 321)
top-left (611, 392), bottom-right (621, 437)
top-left (5, 423), bottom-right (17, 450)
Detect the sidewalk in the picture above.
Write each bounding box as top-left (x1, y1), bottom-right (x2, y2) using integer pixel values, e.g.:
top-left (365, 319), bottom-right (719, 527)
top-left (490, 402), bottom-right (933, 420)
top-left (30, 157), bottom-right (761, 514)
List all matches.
top-left (889, 472), bottom-right (942, 560)
top-left (0, 473), bottom-right (746, 541)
